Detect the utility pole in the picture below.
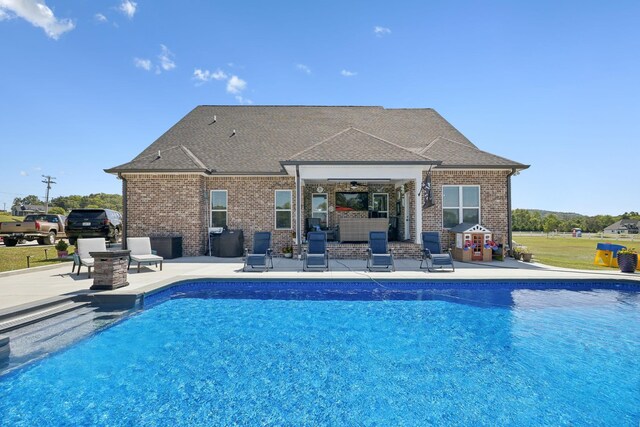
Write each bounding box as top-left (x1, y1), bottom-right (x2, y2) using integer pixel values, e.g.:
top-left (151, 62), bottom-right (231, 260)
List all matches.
top-left (42, 175), bottom-right (56, 214)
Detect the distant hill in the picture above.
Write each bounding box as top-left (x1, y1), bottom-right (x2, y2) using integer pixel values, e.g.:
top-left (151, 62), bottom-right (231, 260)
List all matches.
top-left (524, 209), bottom-right (585, 220)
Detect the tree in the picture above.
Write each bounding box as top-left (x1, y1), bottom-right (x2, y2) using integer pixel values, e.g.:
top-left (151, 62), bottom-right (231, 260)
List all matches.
top-left (48, 206), bottom-right (66, 215)
top-left (542, 214), bottom-right (560, 234)
top-left (13, 195), bottom-right (44, 207)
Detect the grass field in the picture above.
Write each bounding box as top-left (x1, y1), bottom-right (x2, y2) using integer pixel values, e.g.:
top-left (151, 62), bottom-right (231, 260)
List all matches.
top-left (0, 245), bottom-right (76, 273)
top-left (0, 213), bottom-right (21, 222)
top-left (513, 233), bottom-right (638, 270)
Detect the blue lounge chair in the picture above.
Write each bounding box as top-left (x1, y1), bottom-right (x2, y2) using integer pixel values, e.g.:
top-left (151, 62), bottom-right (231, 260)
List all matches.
top-left (243, 231), bottom-right (273, 272)
top-left (420, 232), bottom-right (455, 272)
top-left (367, 231), bottom-right (394, 271)
top-left (304, 231), bottom-right (329, 271)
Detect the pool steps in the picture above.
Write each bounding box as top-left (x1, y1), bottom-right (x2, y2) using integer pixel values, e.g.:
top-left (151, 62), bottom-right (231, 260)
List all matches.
top-left (0, 296), bottom-right (91, 335)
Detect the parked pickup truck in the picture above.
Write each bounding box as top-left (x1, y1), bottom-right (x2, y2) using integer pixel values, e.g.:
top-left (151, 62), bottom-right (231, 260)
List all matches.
top-left (0, 214), bottom-right (66, 246)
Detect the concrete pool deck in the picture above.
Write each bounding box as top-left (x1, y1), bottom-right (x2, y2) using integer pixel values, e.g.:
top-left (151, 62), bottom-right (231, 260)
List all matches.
top-left (0, 255), bottom-right (638, 313)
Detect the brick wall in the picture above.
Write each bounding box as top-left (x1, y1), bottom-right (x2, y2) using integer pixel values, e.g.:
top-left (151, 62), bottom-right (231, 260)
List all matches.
top-left (125, 174), bottom-right (205, 256)
top-left (206, 176), bottom-right (297, 254)
top-left (125, 174), bottom-right (298, 256)
top-left (124, 170), bottom-right (509, 257)
top-left (422, 169), bottom-right (510, 250)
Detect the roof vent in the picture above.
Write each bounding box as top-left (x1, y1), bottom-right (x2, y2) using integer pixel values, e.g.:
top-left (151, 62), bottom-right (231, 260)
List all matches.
top-left (230, 129), bottom-right (236, 137)
top-left (208, 115), bottom-right (217, 125)
top-left (157, 150), bottom-right (162, 159)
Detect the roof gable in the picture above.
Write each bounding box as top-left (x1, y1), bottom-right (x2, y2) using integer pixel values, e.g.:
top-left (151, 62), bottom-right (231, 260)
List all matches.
top-left (285, 127), bottom-right (436, 164)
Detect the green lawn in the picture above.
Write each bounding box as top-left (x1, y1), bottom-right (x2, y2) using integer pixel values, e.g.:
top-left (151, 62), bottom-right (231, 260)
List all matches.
top-left (513, 233), bottom-right (638, 270)
top-left (0, 245), bottom-right (76, 273)
top-left (0, 213), bottom-right (21, 222)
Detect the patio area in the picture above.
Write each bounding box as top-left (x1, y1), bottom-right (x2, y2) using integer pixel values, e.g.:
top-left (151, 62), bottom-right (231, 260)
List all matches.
top-left (1, 254), bottom-right (638, 313)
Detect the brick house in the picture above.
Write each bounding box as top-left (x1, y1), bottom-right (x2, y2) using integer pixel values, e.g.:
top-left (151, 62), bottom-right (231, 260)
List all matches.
top-left (105, 106), bottom-right (528, 257)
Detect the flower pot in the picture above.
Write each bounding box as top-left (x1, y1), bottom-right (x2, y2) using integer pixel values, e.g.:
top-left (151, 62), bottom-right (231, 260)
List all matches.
top-left (513, 252), bottom-right (521, 261)
top-left (521, 253), bottom-right (533, 262)
top-left (284, 253), bottom-right (292, 258)
top-left (617, 253), bottom-right (638, 273)
top-left (57, 250), bottom-right (68, 258)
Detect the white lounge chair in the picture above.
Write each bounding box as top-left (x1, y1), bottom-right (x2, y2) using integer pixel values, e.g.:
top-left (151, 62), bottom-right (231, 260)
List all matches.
top-left (127, 237), bottom-right (163, 273)
top-left (75, 238), bottom-right (107, 277)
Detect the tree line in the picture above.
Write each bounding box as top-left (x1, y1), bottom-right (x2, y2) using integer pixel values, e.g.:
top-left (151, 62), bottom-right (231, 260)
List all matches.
top-left (512, 209), bottom-right (640, 233)
top-left (13, 193), bottom-right (123, 214)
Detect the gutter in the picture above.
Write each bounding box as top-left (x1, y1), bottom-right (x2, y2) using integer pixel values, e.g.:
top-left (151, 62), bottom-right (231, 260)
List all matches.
top-left (295, 165), bottom-right (302, 258)
top-left (506, 168), bottom-right (517, 254)
top-left (119, 173), bottom-right (128, 250)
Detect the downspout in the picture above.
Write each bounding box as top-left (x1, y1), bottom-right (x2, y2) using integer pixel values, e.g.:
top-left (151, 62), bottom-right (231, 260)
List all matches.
top-left (295, 165), bottom-right (302, 258)
top-left (506, 168), bottom-right (517, 254)
top-left (119, 173), bottom-right (128, 250)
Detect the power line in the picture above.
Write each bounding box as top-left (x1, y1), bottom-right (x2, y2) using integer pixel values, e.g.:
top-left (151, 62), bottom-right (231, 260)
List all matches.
top-left (41, 175), bottom-right (56, 214)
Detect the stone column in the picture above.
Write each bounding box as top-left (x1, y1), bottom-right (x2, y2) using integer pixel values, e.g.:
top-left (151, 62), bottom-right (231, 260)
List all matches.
top-left (90, 250), bottom-right (131, 290)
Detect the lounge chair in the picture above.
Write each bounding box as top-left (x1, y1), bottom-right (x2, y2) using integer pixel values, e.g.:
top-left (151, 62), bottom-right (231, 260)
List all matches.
top-left (420, 232), bottom-right (455, 272)
top-left (303, 231), bottom-right (329, 271)
top-left (74, 238), bottom-right (106, 277)
top-left (366, 231), bottom-right (394, 271)
top-left (243, 231), bottom-right (274, 272)
top-left (127, 237), bottom-right (163, 273)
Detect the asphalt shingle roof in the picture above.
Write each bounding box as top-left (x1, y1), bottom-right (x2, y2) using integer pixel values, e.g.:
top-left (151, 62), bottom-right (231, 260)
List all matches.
top-left (105, 106), bottom-right (528, 174)
top-left (286, 128), bottom-right (436, 163)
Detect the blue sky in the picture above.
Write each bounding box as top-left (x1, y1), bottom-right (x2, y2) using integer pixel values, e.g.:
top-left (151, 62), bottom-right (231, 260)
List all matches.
top-left (1, 0), bottom-right (638, 216)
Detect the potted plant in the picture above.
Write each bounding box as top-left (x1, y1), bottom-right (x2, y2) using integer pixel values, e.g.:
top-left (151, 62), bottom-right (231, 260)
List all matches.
top-left (283, 246), bottom-right (293, 258)
top-left (512, 246), bottom-right (523, 260)
top-left (55, 240), bottom-right (69, 258)
top-left (617, 247), bottom-right (638, 273)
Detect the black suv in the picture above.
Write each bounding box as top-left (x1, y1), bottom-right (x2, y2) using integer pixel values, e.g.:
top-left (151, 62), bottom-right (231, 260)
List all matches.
top-left (66, 209), bottom-right (123, 245)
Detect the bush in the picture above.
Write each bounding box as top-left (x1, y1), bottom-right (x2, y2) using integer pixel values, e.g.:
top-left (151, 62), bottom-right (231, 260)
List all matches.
top-left (55, 240), bottom-right (69, 251)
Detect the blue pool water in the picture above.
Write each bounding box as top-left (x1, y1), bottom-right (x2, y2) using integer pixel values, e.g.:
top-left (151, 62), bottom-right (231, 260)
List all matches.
top-left (1, 281), bottom-right (639, 426)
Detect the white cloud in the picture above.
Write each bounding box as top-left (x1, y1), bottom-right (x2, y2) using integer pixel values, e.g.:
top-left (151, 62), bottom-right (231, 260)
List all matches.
top-left (226, 75), bottom-right (246, 94)
top-left (19, 171), bottom-right (27, 176)
top-left (134, 57), bottom-right (151, 71)
top-left (118, 0), bottom-right (136, 19)
top-left (134, 45), bottom-right (176, 74)
top-left (158, 44), bottom-right (175, 71)
top-left (193, 68), bottom-right (227, 83)
top-left (296, 63), bottom-right (311, 74)
top-left (95, 13), bottom-right (107, 22)
top-left (0, 0), bottom-right (75, 39)
top-left (341, 69), bottom-right (357, 77)
top-left (374, 26), bottom-right (391, 37)
top-left (235, 96), bottom-right (253, 105)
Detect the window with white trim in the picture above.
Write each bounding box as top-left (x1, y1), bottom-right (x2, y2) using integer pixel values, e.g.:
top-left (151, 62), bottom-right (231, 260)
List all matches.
top-left (210, 190), bottom-right (227, 227)
top-left (372, 193), bottom-right (389, 218)
top-left (442, 185), bottom-right (480, 228)
top-left (312, 193), bottom-right (328, 227)
top-left (275, 190), bottom-right (292, 229)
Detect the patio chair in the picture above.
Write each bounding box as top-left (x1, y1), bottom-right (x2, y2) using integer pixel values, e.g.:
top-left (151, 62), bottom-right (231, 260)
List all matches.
top-left (75, 238), bottom-right (107, 277)
top-left (127, 237), bottom-right (163, 273)
top-left (243, 231), bottom-right (274, 272)
top-left (303, 231), bottom-right (329, 271)
top-left (366, 231), bottom-right (395, 272)
top-left (420, 232), bottom-right (455, 272)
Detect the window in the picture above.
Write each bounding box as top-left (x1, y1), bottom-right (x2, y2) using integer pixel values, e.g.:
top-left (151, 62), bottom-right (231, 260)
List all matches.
top-left (372, 193), bottom-right (389, 218)
top-left (442, 185), bottom-right (480, 228)
top-left (275, 190), bottom-right (292, 229)
top-left (210, 190), bottom-right (227, 227)
top-left (312, 193), bottom-right (328, 227)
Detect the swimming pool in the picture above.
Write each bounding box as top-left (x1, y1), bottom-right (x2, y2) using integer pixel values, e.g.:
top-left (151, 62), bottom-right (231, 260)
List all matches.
top-left (1, 280), bottom-right (639, 425)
